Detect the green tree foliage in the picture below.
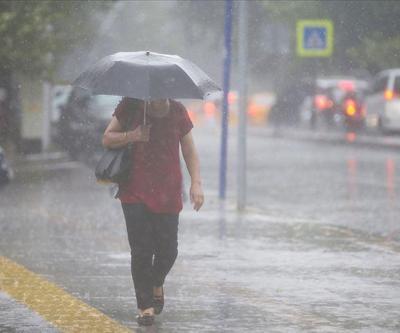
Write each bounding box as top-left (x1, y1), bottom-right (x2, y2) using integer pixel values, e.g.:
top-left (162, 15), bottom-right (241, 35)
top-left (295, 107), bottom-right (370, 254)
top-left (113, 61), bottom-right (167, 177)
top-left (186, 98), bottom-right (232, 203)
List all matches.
top-left (0, 0), bottom-right (111, 79)
top-left (348, 36), bottom-right (400, 73)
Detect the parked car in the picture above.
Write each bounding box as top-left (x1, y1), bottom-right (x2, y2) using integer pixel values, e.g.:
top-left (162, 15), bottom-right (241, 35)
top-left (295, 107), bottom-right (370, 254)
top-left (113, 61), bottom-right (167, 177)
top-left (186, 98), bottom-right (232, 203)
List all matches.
top-left (300, 76), bottom-right (369, 131)
top-left (364, 69), bottom-right (400, 133)
top-left (0, 145), bottom-right (13, 186)
top-left (57, 88), bottom-right (121, 158)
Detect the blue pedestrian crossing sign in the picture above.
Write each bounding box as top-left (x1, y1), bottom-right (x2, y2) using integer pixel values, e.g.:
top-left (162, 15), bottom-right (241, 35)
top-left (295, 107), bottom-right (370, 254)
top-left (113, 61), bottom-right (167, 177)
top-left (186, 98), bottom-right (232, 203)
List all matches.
top-left (297, 20), bottom-right (334, 57)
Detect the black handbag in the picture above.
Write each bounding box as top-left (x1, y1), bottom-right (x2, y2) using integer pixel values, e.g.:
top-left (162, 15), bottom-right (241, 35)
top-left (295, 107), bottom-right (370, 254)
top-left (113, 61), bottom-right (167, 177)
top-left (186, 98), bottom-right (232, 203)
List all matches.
top-left (95, 111), bottom-right (135, 185)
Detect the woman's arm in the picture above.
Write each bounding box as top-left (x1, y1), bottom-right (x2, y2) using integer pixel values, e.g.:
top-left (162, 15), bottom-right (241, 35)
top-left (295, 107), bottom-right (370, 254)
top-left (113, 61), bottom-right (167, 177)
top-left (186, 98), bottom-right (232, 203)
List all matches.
top-left (180, 131), bottom-right (204, 211)
top-left (102, 116), bottom-right (150, 149)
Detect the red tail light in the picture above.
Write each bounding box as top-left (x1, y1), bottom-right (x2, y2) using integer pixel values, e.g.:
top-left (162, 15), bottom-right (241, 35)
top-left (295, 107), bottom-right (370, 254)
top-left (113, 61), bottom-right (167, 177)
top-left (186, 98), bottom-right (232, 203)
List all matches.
top-left (345, 99), bottom-right (357, 116)
top-left (338, 80), bottom-right (355, 92)
top-left (384, 90), bottom-right (395, 101)
top-left (314, 95), bottom-right (333, 110)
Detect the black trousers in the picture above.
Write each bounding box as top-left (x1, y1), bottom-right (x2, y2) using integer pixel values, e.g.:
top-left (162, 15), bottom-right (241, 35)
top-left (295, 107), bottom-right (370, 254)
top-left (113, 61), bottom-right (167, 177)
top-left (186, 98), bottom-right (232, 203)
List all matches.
top-left (122, 203), bottom-right (179, 310)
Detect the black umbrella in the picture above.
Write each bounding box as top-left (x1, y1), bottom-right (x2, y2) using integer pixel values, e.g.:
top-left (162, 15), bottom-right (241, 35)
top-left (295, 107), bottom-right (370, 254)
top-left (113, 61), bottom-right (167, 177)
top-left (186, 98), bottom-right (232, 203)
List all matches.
top-left (72, 51), bottom-right (221, 101)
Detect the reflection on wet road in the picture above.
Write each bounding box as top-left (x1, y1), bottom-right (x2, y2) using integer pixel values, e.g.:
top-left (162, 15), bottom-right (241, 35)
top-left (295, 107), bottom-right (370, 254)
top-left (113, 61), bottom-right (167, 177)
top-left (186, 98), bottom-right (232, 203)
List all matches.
top-left (196, 127), bottom-right (400, 238)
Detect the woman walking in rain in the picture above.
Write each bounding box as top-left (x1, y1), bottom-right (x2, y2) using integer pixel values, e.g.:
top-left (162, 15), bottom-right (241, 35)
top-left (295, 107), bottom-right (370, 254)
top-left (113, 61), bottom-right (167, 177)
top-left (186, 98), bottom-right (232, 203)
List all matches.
top-left (102, 97), bottom-right (204, 326)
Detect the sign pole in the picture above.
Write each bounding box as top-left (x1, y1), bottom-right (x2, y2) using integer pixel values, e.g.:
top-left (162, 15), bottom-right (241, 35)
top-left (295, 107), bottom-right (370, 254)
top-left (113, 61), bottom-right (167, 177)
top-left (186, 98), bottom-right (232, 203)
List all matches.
top-left (237, 0), bottom-right (248, 211)
top-left (42, 81), bottom-right (51, 152)
top-left (219, 0), bottom-right (233, 201)
top-left (296, 20), bottom-right (334, 128)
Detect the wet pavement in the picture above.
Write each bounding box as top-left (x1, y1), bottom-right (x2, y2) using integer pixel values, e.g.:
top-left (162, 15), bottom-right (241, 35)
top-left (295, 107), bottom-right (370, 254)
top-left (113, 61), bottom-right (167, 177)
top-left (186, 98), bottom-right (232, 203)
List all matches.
top-left (209, 126), bottom-right (400, 238)
top-left (0, 126), bottom-right (400, 332)
top-left (0, 291), bottom-right (59, 332)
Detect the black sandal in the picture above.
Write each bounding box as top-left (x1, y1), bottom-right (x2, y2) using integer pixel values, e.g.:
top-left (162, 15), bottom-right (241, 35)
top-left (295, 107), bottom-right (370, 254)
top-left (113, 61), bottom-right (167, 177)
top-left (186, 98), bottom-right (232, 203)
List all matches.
top-left (153, 286), bottom-right (164, 315)
top-left (136, 313), bottom-right (154, 326)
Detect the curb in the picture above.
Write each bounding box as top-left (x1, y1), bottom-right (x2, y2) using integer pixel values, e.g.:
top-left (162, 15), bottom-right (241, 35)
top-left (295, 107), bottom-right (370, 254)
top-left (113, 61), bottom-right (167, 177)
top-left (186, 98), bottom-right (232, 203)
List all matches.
top-left (250, 126), bottom-right (400, 151)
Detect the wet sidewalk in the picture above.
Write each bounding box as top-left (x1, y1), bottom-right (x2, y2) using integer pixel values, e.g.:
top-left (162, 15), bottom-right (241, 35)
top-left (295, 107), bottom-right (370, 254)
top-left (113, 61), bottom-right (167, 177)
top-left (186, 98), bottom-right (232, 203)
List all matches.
top-left (0, 148), bottom-right (400, 332)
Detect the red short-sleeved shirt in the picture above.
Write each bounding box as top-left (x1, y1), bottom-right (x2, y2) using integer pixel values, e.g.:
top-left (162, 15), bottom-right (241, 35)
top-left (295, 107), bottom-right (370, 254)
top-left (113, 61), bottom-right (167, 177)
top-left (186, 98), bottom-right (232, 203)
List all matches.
top-left (112, 97), bottom-right (193, 214)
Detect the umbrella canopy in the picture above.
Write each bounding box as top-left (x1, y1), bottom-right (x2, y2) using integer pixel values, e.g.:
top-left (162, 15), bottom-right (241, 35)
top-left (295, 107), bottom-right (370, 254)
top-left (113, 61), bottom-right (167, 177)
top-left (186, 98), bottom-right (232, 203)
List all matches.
top-left (72, 51), bottom-right (221, 100)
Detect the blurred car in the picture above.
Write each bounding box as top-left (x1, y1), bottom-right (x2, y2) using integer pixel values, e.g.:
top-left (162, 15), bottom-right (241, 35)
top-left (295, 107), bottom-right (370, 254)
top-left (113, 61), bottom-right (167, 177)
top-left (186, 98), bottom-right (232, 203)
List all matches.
top-left (364, 69), bottom-right (400, 133)
top-left (185, 90), bottom-right (275, 127)
top-left (57, 88), bottom-right (121, 158)
top-left (0, 145), bottom-right (13, 186)
top-left (301, 76), bottom-right (369, 131)
top-left (49, 85), bottom-right (72, 143)
top-left (341, 88), bottom-right (368, 131)
top-left (221, 91), bottom-right (275, 126)
top-left (271, 78), bottom-right (314, 126)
